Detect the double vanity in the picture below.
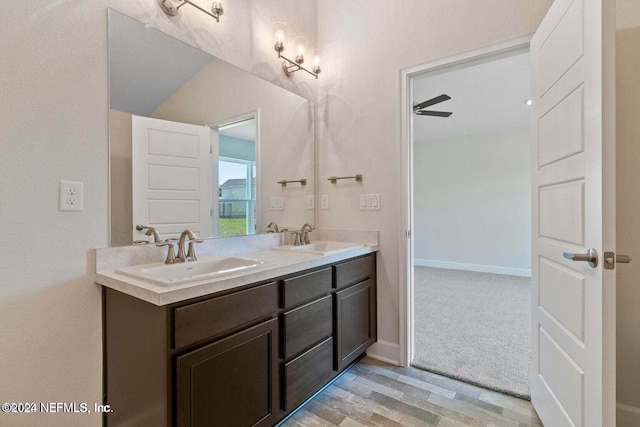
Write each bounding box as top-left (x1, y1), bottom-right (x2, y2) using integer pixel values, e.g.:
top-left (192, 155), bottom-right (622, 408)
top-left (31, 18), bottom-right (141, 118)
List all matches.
top-left (95, 231), bottom-right (378, 426)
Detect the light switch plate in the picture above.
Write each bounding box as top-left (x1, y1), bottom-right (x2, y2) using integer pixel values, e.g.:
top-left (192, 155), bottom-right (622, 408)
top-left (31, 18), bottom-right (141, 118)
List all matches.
top-left (270, 196), bottom-right (284, 211)
top-left (320, 194), bottom-right (329, 210)
top-left (59, 180), bottom-right (84, 211)
top-left (359, 194), bottom-right (380, 211)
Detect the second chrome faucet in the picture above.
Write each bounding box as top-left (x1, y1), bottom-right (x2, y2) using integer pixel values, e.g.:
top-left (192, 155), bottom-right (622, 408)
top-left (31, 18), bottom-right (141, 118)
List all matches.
top-left (156, 229), bottom-right (204, 264)
top-left (290, 223), bottom-right (315, 246)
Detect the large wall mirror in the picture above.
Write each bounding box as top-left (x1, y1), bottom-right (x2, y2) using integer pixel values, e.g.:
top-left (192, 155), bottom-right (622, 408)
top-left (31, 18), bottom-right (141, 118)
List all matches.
top-left (109, 9), bottom-right (315, 247)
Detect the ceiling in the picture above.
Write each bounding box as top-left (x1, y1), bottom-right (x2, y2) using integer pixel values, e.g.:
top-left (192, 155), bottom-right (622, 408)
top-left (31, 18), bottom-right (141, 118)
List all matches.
top-left (219, 118), bottom-right (256, 141)
top-left (412, 52), bottom-right (531, 142)
top-left (109, 11), bottom-right (213, 116)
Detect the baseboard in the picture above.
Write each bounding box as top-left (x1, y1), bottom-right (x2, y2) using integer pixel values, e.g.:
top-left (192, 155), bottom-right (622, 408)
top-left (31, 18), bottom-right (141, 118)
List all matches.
top-left (617, 402), bottom-right (640, 427)
top-left (367, 340), bottom-right (400, 366)
top-left (414, 259), bottom-right (531, 277)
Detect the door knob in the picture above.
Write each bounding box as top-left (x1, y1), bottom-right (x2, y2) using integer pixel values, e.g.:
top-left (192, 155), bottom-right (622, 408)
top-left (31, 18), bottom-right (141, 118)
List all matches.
top-left (563, 248), bottom-right (598, 268)
top-left (604, 252), bottom-right (632, 269)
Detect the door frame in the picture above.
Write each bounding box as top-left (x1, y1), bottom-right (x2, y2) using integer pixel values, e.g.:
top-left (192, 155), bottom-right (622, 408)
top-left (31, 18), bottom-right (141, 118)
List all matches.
top-left (398, 35), bottom-right (533, 367)
top-left (208, 109), bottom-right (261, 236)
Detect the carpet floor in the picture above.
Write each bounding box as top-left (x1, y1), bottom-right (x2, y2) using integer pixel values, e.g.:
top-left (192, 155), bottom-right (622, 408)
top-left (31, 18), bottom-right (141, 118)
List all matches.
top-left (412, 266), bottom-right (531, 399)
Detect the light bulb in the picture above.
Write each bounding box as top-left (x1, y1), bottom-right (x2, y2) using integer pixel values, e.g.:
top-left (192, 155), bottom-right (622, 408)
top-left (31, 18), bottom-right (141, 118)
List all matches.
top-left (273, 23), bottom-right (288, 54)
top-left (311, 49), bottom-right (321, 75)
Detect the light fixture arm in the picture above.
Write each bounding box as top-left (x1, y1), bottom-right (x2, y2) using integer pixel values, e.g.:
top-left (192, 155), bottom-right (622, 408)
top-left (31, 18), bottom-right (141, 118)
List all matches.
top-left (158, 0), bottom-right (223, 22)
top-left (278, 52), bottom-right (319, 79)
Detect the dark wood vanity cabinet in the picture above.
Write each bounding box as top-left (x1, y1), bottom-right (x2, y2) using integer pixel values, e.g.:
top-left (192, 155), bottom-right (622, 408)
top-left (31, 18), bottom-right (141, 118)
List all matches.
top-left (333, 255), bottom-right (377, 371)
top-left (104, 253), bottom-right (376, 427)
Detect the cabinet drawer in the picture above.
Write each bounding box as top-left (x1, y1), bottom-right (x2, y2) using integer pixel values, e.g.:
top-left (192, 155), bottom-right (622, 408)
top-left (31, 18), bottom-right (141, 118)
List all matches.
top-left (281, 267), bottom-right (332, 309)
top-left (174, 282), bottom-right (277, 350)
top-left (283, 337), bottom-right (334, 411)
top-left (334, 254), bottom-right (375, 290)
top-left (282, 295), bottom-right (332, 360)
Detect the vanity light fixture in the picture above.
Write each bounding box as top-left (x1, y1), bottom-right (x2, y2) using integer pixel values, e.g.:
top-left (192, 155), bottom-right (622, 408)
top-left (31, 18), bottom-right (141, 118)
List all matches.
top-left (157, 0), bottom-right (224, 22)
top-left (273, 24), bottom-right (320, 79)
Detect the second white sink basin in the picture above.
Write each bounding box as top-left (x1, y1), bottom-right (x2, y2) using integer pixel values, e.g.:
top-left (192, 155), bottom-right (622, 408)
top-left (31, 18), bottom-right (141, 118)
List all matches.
top-left (273, 241), bottom-right (366, 256)
top-left (115, 256), bottom-right (265, 285)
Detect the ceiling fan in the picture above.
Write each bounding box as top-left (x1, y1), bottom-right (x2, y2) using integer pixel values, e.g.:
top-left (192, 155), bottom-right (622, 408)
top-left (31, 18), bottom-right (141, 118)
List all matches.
top-left (413, 94), bottom-right (452, 117)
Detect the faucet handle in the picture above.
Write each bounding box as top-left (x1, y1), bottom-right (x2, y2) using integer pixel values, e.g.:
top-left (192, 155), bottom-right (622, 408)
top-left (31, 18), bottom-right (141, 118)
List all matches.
top-left (186, 238), bottom-right (204, 261)
top-left (156, 241), bottom-right (176, 264)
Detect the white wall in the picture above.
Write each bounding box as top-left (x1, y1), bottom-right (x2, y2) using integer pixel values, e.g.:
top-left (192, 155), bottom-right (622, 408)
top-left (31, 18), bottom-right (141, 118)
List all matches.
top-left (413, 128), bottom-right (531, 277)
top-left (316, 0), bottom-right (552, 362)
top-left (0, 1), bottom-right (316, 426)
top-left (616, 0), bottom-right (640, 424)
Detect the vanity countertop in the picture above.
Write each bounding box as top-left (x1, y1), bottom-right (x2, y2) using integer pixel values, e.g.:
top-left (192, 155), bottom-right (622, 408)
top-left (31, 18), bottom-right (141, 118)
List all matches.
top-left (96, 244), bottom-right (378, 306)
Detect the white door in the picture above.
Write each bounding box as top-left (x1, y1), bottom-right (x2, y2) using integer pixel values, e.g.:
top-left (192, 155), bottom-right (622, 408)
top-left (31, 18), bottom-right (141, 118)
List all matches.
top-left (132, 115), bottom-right (213, 241)
top-left (530, 0), bottom-right (615, 426)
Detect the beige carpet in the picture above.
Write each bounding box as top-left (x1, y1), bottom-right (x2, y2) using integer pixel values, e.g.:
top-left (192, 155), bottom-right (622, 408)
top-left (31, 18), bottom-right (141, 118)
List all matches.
top-left (412, 266), bottom-right (531, 399)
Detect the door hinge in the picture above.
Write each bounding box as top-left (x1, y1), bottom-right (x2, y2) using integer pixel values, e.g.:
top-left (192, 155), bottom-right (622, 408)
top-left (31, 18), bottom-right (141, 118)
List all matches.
top-left (406, 230), bottom-right (411, 238)
top-left (210, 145), bottom-right (213, 154)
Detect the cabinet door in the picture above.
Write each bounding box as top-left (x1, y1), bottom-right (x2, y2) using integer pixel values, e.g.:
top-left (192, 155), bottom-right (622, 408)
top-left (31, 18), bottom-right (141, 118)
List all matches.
top-left (334, 279), bottom-right (377, 371)
top-left (176, 318), bottom-right (279, 427)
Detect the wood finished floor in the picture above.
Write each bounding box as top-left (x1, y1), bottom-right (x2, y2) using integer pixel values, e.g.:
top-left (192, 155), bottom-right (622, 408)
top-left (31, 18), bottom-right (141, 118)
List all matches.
top-left (282, 357), bottom-right (542, 427)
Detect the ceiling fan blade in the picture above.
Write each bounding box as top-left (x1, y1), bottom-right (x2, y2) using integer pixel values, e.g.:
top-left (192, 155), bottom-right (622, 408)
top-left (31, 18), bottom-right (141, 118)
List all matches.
top-left (413, 94), bottom-right (451, 111)
top-left (414, 110), bottom-right (453, 117)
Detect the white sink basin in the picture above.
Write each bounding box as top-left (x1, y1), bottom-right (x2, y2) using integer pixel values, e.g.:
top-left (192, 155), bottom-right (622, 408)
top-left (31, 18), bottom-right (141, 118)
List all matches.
top-left (115, 256), bottom-right (265, 285)
top-left (273, 241), bottom-right (366, 256)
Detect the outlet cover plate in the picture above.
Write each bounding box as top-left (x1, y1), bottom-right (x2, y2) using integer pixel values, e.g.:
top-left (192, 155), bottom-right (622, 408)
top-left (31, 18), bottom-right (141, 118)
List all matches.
top-left (320, 194), bottom-right (329, 210)
top-left (60, 180), bottom-right (84, 211)
top-left (270, 196), bottom-right (284, 211)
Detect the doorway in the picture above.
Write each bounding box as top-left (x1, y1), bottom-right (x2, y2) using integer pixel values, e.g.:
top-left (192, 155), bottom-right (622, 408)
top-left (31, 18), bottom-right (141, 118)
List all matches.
top-left (399, 37), bottom-right (533, 398)
top-left (216, 117), bottom-right (258, 237)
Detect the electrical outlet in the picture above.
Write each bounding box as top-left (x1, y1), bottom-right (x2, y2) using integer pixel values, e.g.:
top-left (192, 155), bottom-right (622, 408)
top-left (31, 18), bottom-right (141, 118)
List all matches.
top-left (59, 181), bottom-right (83, 211)
top-left (320, 195), bottom-right (329, 210)
top-left (307, 195), bottom-right (315, 210)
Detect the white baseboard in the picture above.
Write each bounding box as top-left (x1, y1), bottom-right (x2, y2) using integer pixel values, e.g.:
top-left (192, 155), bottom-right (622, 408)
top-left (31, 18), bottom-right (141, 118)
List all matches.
top-left (414, 259), bottom-right (531, 277)
top-left (367, 340), bottom-right (400, 366)
top-left (617, 402), bottom-right (640, 427)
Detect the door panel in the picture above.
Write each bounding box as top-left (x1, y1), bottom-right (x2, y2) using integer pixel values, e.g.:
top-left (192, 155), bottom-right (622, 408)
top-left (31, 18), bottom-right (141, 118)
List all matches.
top-left (531, 0), bottom-right (615, 425)
top-left (132, 115), bottom-right (213, 241)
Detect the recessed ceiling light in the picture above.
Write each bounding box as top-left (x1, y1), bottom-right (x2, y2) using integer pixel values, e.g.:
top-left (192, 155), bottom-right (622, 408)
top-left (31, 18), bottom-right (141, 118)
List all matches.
top-left (525, 99), bottom-right (532, 106)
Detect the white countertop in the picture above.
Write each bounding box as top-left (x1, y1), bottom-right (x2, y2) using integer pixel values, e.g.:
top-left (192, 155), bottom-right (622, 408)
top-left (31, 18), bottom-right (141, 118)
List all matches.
top-left (96, 244), bottom-right (378, 306)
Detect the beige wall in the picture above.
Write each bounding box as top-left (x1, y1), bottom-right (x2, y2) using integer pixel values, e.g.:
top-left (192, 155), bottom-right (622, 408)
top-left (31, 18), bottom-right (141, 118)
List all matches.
top-left (0, 1), bottom-right (316, 426)
top-left (616, 0), bottom-right (640, 424)
top-left (316, 0), bottom-right (552, 361)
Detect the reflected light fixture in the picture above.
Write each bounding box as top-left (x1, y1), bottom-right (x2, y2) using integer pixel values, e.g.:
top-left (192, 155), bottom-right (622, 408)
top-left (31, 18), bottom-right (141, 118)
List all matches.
top-left (158, 0), bottom-right (224, 22)
top-left (525, 98), bottom-right (532, 106)
top-left (273, 24), bottom-right (320, 79)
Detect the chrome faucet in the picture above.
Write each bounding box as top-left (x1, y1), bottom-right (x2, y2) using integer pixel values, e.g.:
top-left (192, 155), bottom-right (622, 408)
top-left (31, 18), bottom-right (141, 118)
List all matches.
top-left (265, 221), bottom-right (280, 233)
top-left (289, 230), bottom-right (302, 246)
top-left (156, 230), bottom-right (203, 264)
top-left (145, 227), bottom-right (160, 243)
top-left (300, 223), bottom-right (315, 245)
top-left (135, 224), bottom-right (160, 243)
top-left (176, 229), bottom-right (203, 262)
